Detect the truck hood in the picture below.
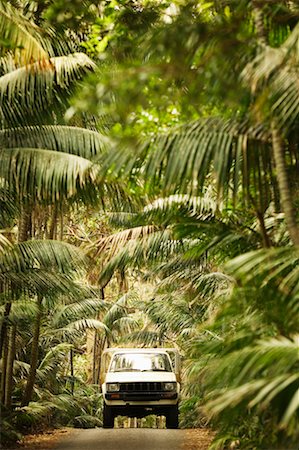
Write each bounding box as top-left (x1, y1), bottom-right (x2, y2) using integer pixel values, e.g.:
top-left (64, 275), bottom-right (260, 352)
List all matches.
top-left (105, 371), bottom-right (177, 383)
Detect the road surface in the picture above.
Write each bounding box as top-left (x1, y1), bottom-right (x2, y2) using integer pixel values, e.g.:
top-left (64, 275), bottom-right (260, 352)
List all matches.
top-left (53, 428), bottom-right (211, 450)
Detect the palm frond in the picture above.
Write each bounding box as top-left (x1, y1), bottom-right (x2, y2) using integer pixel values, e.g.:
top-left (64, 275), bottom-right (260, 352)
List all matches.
top-left (103, 118), bottom-right (271, 204)
top-left (158, 266), bottom-right (232, 302)
top-left (0, 125), bottom-right (109, 159)
top-left (19, 391), bottom-right (81, 417)
top-left (1, 148), bottom-right (98, 201)
top-left (206, 370), bottom-right (299, 428)
top-left (0, 187), bottom-right (18, 227)
top-left (50, 298), bottom-right (106, 328)
top-left (103, 293), bottom-right (136, 327)
top-left (243, 22), bottom-right (299, 130)
top-left (0, 239), bottom-right (87, 274)
top-left (38, 342), bottom-right (73, 376)
top-left (0, 269), bottom-right (85, 299)
top-left (125, 329), bottom-right (162, 346)
top-left (99, 192), bottom-right (220, 256)
top-left (187, 329), bottom-right (299, 440)
top-left (105, 212), bottom-right (139, 228)
top-left (95, 225), bottom-right (157, 259)
top-left (145, 294), bottom-right (195, 335)
top-left (65, 318), bottom-right (108, 332)
top-left (8, 299), bottom-right (38, 322)
top-left (0, 1), bottom-right (50, 63)
top-left (14, 359), bottom-right (30, 377)
top-left (226, 247), bottom-right (299, 299)
top-left (99, 230), bottom-right (183, 286)
top-left (19, 401), bottom-right (58, 417)
top-left (0, 53), bottom-right (95, 126)
top-left (144, 192), bottom-right (219, 220)
top-left (0, 232), bottom-right (13, 253)
top-left (0, 239), bottom-right (88, 300)
top-left (207, 335), bottom-right (299, 387)
top-left (112, 316), bottom-right (138, 335)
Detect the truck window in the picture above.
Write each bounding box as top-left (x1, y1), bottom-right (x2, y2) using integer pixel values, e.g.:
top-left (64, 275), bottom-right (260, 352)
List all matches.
top-left (109, 353), bottom-right (172, 372)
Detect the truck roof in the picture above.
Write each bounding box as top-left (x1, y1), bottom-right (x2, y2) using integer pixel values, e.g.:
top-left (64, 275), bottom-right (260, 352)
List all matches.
top-left (102, 348), bottom-right (178, 354)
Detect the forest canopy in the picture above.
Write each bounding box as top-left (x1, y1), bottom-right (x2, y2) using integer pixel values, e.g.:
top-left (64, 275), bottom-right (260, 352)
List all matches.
top-left (0, 1), bottom-right (299, 449)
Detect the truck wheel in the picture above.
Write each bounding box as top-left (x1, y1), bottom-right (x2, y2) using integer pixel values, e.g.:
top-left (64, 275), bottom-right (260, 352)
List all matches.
top-left (103, 405), bottom-right (114, 428)
top-left (166, 406), bottom-right (179, 429)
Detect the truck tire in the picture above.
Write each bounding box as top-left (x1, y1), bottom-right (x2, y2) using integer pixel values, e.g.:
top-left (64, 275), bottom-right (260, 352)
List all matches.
top-left (166, 405), bottom-right (179, 429)
top-left (103, 405), bottom-right (114, 428)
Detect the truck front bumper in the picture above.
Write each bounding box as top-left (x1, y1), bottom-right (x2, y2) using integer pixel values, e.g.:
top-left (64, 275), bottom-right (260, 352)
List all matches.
top-left (105, 392), bottom-right (178, 402)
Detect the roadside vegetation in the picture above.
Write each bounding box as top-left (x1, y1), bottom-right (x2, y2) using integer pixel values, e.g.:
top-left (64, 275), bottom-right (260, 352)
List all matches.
top-left (0, 1), bottom-right (299, 449)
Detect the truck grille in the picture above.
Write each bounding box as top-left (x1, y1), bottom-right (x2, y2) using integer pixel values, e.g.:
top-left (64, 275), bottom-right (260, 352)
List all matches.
top-left (119, 382), bottom-right (162, 392)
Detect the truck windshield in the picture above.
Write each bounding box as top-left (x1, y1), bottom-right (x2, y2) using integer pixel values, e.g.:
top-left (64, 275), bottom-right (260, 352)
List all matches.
top-left (109, 353), bottom-right (172, 372)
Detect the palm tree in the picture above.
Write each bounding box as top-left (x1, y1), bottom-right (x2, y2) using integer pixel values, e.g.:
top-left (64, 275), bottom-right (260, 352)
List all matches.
top-left (0, 9), bottom-right (106, 204)
top-left (0, 237), bottom-right (89, 405)
top-left (95, 191), bottom-right (262, 287)
top-left (185, 247), bottom-right (299, 449)
top-left (13, 289), bottom-right (106, 405)
top-left (0, 1), bottom-right (109, 418)
top-left (83, 2), bottom-right (299, 446)
top-left (92, 1), bottom-right (299, 247)
top-left (87, 292), bottom-right (139, 385)
top-left (242, 20), bottom-right (299, 245)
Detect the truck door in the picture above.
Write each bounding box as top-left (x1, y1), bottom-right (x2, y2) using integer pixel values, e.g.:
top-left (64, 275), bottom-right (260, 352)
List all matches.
top-left (165, 349), bottom-right (181, 383)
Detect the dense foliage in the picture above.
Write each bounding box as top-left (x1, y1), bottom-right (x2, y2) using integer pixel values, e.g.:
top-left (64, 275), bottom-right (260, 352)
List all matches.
top-left (0, 1), bottom-right (299, 449)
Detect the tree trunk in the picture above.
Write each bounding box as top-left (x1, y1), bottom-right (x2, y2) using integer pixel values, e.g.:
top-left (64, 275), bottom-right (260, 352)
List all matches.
top-left (117, 269), bottom-right (128, 294)
top-left (4, 325), bottom-right (16, 408)
top-left (94, 288), bottom-right (107, 385)
top-left (252, 3), bottom-right (267, 46)
top-left (271, 122), bottom-right (299, 246)
top-left (18, 204), bottom-right (32, 242)
top-left (86, 329), bottom-right (94, 384)
top-left (0, 303), bottom-right (11, 360)
top-left (87, 288), bottom-right (105, 385)
top-left (256, 210), bottom-right (272, 248)
top-left (92, 331), bottom-right (99, 384)
top-left (0, 328), bottom-right (9, 404)
top-left (21, 295), bottom-right (43, 406)
top-left (59, 207), bottom-right (64, 241)
top-left (48, 205), bottom-right (58, 240)
top-left (95, 336), bottom-right (108, 385)
top-left (70, 349), bottom-right (74, 395)
top-left (2, 205), bottom-right (33, 407)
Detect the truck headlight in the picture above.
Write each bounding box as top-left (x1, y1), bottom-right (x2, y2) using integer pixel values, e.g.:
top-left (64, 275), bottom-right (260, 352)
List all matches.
top-left (162, 382), bottom-right (176, 391)
top-left (107, 383), bottom-right (120, 392)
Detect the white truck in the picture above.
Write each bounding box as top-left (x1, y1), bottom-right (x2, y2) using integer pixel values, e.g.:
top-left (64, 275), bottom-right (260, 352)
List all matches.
top-left (100, 348), bottom-right (181, 429)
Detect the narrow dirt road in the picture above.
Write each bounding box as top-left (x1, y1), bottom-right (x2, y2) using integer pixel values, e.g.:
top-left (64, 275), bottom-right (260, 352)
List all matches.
top-left (52, 428), bottom-right (212, 450)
